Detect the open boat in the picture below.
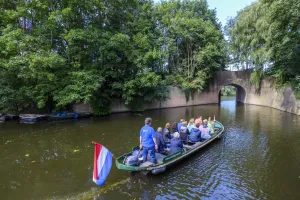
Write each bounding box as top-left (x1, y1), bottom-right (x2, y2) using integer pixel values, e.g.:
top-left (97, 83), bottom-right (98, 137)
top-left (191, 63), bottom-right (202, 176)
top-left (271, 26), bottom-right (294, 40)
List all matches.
top-left (0, 113), bottom-right (18, 122)
top-left (19, 114), bottom-right (48, 124)
top-left (47, 112), bottom-right (92, 121)
top-left (116, 120), bottom-right (224, 175)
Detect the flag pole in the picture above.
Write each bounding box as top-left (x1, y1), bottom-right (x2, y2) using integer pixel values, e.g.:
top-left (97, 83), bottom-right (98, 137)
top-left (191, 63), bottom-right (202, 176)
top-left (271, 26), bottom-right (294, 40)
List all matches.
top-left (92, 141), bottom-right (117, 160)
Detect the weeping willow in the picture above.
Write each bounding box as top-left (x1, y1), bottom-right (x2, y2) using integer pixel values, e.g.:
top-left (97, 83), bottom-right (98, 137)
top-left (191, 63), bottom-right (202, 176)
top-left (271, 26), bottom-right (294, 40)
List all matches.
top-left (250, 70), bottom-right (264, 90)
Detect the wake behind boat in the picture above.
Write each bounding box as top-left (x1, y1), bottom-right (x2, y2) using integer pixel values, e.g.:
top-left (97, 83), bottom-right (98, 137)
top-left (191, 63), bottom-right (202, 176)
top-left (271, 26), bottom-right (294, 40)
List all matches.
top-left (115, 120), bottom-right (224, 175)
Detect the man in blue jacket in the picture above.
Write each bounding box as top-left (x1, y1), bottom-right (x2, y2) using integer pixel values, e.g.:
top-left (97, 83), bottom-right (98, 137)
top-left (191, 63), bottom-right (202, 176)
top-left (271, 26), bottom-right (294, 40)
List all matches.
top-left (156, 127), bottom-right (167, 155)
top-left (140, 117), bottom-right (158, 164)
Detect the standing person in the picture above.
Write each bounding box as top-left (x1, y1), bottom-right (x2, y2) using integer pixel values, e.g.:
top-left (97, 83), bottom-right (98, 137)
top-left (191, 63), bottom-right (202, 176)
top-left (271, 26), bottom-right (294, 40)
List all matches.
top-left (170, 132), bottom-right (184, 154)
top-left (187, 118), bottom-right (195, 132)
top-left (179, 121), bottom-right (189, 144)
top-left (156, 127), bottom-right (167, 155)
top-left (195, 116), bottom-right (202, 125)
top-left (163, 122), bottom-right (171, 142)
top-left (140, 117), bottom-right (158, 164)
top-left (201, 119), bottom-right (211, 140)
top-left (171, 121), bottom-right (178, 134)
top-left (177, 119), bottom-right (184, 132)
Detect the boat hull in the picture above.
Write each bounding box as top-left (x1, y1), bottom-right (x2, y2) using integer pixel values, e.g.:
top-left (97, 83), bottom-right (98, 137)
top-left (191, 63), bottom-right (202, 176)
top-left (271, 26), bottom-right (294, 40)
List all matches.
top-left (48, 113), bottom-right (92, 121)
top-left (115, 121), bottom-right (225, 174)
top-left (19, 114), bottom-right (48, 124)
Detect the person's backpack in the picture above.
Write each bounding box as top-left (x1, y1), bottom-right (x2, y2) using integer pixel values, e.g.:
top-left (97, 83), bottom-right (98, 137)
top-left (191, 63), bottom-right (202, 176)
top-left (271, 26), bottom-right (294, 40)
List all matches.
top-left (125, 150), bottom-right (142, 166)
top-left (125, 155), bottom-right (139, 166)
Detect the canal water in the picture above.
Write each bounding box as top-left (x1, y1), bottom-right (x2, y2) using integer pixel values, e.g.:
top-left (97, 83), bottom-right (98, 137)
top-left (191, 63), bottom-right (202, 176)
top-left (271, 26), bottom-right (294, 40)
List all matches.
top-left (1, 97), bottom-right (300, 200)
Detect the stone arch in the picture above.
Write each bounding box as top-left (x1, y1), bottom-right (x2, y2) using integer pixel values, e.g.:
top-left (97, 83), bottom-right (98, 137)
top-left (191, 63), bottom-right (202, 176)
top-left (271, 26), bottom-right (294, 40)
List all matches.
top-left (218, 83), bottom-right (247, 103)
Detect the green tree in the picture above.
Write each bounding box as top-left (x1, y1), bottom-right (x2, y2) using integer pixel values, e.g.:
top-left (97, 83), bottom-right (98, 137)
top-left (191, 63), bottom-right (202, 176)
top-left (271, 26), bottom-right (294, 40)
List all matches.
top-left (226, 0), bottom-right (300, 89)
top-left (0, 0), bottom-right (226, 114)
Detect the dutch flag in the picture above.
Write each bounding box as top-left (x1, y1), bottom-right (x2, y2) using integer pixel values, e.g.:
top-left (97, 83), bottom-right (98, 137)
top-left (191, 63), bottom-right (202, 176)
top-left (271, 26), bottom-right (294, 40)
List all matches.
top-left (93, 142), bottom-right (113, 186)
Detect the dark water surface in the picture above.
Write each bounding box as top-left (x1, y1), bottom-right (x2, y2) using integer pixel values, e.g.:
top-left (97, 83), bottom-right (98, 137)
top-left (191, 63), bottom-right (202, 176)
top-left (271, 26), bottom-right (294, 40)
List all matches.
top-left (1, 97), bottom-right (300, 200)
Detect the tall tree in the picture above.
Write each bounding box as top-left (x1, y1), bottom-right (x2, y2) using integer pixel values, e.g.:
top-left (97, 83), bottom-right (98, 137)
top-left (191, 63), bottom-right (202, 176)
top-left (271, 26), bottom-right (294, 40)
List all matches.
top-left (226, 0), bottom-right (300, 89)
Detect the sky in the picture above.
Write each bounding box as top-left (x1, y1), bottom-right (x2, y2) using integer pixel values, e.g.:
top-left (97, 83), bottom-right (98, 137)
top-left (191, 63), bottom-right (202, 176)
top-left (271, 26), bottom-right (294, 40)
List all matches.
top-left (207, 0), bottom-right (256, 27)
top-left (154, 0), bottom-right (257, 27)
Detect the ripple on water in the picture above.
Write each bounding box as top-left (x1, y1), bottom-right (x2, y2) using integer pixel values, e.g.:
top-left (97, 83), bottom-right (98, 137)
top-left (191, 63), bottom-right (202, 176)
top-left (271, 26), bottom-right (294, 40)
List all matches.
top-left (2, 103), bottom-right (300, 200)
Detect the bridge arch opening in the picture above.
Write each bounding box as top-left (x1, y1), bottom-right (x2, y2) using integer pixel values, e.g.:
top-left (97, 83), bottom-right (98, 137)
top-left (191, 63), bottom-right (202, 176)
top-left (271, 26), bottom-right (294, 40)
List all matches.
top-left (218, 84), bottom-right (246, 103)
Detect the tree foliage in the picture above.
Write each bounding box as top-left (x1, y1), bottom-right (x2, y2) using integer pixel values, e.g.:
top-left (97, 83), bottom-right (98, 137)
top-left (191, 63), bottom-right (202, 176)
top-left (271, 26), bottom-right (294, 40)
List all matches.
top-left (0, 0), bottom-right (226, 114)
top-left (221, 86), bottom-right (236, 96)
top-left (225, 0), bottom-right (300, 89)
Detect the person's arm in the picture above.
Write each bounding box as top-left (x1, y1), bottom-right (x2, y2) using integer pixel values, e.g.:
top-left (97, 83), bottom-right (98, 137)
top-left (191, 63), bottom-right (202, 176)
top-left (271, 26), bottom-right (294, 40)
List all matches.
top-left (140, 136), bottom-right (142, 149)
top-left (152, 129), bottom-right (158, 149)
top-left (153, 138), bottom-right (158, 149)
top-left (161, 135), bottom-right (166, 147)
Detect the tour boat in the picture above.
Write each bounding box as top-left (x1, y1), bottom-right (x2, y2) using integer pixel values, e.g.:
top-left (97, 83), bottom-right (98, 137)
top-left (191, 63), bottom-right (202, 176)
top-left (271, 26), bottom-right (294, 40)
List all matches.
top-left (115, 121), bottom-right (225, 175)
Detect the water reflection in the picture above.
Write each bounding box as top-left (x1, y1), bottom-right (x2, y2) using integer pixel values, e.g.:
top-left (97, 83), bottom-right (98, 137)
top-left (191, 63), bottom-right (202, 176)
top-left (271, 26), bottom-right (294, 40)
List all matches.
top-left (0, 100), bottom-right (300, 200)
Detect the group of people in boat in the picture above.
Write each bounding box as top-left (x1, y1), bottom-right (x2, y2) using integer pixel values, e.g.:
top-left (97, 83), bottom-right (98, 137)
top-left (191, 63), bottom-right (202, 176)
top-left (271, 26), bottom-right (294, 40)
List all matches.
top-left (139, 116), bottom-right (216, 165)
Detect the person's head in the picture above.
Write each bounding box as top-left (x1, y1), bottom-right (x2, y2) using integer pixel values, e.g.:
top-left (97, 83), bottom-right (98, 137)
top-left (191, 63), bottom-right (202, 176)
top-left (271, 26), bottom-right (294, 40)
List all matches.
top-left (195, 123), bottom-right (200, 128)
top-left (198, 116), bottom-right (202, 119)
top-left (180, 119), bottom-right (185, 122)
top-left (189, 118), bottom-right (194, 125)
top-left (208, 117), bottom-right (211, 122)
top-left (182, 121), bottom-right (188, 126)
top-left (145, 117), bottom-right (152, 125)
top-left (203, 119), bottom-right (208, 125)
top-left (157, 127), bottom-right (163, 133)
top-left (165, 122), bottom-right (171, 128)
top-left (173, 132), bottom-right (180, 138)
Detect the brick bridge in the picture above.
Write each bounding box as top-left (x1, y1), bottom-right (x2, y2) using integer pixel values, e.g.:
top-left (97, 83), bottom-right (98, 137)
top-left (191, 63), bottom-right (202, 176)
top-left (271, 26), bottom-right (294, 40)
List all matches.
top-left (209, 71), bottom-right (251, 103)
top-left (74, 71), bottom-right (300, 115)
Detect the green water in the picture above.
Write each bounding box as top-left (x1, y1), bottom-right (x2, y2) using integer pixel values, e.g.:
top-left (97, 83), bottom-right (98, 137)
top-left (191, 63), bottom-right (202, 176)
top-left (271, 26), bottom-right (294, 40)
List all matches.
top-left (1, 97), bottom-right (300, 200)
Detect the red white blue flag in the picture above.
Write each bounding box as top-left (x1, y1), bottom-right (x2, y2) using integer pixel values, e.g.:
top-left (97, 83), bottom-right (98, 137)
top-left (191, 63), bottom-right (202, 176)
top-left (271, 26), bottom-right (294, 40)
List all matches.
top-left (93, 143), bottom-right (113, 186)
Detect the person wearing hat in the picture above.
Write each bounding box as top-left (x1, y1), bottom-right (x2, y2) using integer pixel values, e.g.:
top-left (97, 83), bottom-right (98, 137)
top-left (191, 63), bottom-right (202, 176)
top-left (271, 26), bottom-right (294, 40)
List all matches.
top-left (140, 117), bottom-right (158, 164)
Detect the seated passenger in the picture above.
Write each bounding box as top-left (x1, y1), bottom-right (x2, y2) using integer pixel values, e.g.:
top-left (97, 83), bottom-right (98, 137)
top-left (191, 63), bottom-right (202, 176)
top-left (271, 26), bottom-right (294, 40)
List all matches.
top-left (201, 119), bottom-right (211, 140)
top-left (187, 118), bottom-right (195, 132)
top-left (171, 122), bottom-right (178, 134)
top-left (163, 122), bottom-right (171, 142)
top-left (170, 132), bottom-right (184, 154)
top-left (195, 116), bottom-right (202, 126)
top-left (177, 119), bottom-right (184, 132)
top-left (189, 123), bottom-right (201, 142)
top-left (179, 121), bottom-right (189, 143)
top-left (208, 116), bottom-right (215, 134)
top-left (156, 127), bottom-right (167, 155)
